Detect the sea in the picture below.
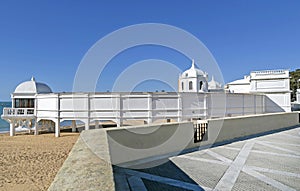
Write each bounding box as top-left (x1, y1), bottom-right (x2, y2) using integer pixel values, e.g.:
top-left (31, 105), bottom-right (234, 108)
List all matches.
top-left (0, 102), bottom-right (12, 133)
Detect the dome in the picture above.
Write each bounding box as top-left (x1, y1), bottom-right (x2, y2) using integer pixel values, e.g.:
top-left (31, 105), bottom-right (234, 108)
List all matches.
top-left (208, 76), bottom-right (222, 89)
top-left (14, 77), bottom-right (52, 94)
top-left (181, 59), bottom-right (206, 78)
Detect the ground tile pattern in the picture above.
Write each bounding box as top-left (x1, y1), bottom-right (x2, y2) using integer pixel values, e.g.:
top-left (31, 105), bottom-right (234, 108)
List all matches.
top-left (114, 126), bottom-right (300, 191)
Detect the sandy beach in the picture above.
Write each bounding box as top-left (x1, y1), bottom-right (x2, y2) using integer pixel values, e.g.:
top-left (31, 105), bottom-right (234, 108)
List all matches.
top-left (0, 132), bottom-right (79, 191)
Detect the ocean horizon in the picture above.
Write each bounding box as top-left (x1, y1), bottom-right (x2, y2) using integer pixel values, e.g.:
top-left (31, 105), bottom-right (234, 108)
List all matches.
top-left (0, 101), bottom-right (12, 132)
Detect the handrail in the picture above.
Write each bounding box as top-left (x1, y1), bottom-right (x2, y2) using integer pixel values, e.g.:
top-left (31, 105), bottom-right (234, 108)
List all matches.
top-left (2, 107), bottom-right (35, 116)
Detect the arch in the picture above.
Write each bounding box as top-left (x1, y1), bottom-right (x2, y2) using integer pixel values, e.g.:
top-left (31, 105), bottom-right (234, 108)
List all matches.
top-left (199, 81), bottom-right (203, 90)
top-left (37, 119), bottom-right (56, 131)
top-left (189, 81), bottom-right (193, 90)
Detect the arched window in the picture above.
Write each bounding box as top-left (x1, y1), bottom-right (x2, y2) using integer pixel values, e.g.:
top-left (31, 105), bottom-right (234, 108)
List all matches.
top-left (181, 82), bottom-right (184, 91)
top-left (189, 81), bottom-right (193, 90)
top-left (199, 81), bottom-right (203, 90)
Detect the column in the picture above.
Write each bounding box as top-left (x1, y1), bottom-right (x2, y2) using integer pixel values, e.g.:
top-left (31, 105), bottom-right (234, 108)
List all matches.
top-left (85, 94), bottom-right (90, 130)
top-left (83, 119), bottom-right (89, 130)
top-left (10, 120), bottom-right (15, 136)
top-left (55, 119), bottom-right (60, 137)
top-left (203, 94), bottom-right (207, 119)
top-left (55, 94), bottom-right (61, 137)
top-left (95, 120), bottom-right (100, 129)
top-left (34, 119), bottom-right (39, 135)
top-left (147, 94), bottom-right (153, 124)
top-left (71, 120), bottom-right (77, 132)
top-left (116, 94), bottom-right (122, 127)
top-left (177, 94), bottom-right (182, 122)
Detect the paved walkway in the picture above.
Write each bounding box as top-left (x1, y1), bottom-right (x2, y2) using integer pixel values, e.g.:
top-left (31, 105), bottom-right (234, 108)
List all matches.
top-left (114, 125), bottom-right (300, 191)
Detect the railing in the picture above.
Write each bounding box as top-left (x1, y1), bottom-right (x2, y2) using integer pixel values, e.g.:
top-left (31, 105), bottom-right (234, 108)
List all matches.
top-left (194, 120), bottom-right (208, 143)
top-left (2, 108), bottom-right (35, 117)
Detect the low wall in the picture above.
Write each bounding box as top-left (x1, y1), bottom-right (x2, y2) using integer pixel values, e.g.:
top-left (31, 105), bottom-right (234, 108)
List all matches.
top-left (48, 129), bottom-right (115, 191)
top-left (106, 122), bottom-right (194, 166)
top-left (206, 112), bottom-right (299, 145)
top-left (108, 112), bottom-right (300, 166)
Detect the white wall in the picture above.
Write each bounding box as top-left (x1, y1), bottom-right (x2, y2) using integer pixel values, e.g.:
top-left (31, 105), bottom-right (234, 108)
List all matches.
top-left (34, 92), bottom-right (287, 126)
top-left (228, 84), bottom-right (250, 93)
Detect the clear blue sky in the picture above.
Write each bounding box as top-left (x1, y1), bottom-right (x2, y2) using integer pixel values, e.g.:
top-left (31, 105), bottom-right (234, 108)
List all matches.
top-left (0, 0), bottom-right (299, 100)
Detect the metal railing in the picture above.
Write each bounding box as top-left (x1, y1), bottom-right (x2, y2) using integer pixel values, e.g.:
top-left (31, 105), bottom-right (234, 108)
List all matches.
top-left (2, 108), bottom-right (35, 116)
top-left (194, 121), bottom-right (208, 143)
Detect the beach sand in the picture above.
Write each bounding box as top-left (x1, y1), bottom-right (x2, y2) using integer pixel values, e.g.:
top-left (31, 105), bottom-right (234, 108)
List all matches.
top-left (0, 133), bottom-right (79, 191)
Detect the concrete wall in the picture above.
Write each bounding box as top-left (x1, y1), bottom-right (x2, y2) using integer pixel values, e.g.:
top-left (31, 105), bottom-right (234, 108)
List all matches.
top-left (206, 112), bottom-right (299, 145)
top-left (106, 122), bottom-right (194, 166)
top-left (106, 112), bottom-right (299, 166)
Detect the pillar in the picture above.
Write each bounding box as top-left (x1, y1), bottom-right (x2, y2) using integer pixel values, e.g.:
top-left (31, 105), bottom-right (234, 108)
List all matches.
top-left (55, 119), bottom-right (60, 137)
top-left (116, 94), bottom-right (123, 127)
top-left (203, 94), bottom-right (207, 119)
top-left (95, 120), bottom-right (100, 129)
top-left (147, 94), bottom-right (153, 124)
top-left (71, 120), bottom-right (77, 132)
top-left (9, 120), bottom-right (15, 136)
top-left (55, 93), bottom-right (61, 137)
top-left (34, 120), bottom-right (39, 135)
top-left (177, 94), bottom-right (182, 122)
top-left (84, 119), bottom-right (90, 130)
top-left (25, 119), bottom-right (31, 134)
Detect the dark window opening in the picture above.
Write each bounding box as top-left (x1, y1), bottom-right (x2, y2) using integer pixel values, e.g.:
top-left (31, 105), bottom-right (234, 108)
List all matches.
top-left (189, 81), bottom-right (193, 90)
top-left (199, 81), bottom-right (203, 90)
top-left (14, 99), bottom-right (35, 108)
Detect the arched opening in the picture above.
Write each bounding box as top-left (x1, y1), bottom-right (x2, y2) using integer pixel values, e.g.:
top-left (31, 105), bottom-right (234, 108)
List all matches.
top-left (38, 119), bottom-right (55, 132)
top-left (181, 82), bottom-right (184, 91)
top-left (199, 81), bottom-right (203, 90)
top-left (189, 81), bottom-right (193, 90)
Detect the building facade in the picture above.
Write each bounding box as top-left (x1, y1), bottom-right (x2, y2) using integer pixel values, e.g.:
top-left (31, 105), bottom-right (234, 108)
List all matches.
top-left (2, 61), bottom-right (291, 137)
top-left (226, 69), bottom-right (291, 112)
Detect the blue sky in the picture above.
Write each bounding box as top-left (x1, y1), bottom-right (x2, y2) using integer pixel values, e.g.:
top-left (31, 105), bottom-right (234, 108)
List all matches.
top-left (0, 0), bottom-right (300, 100)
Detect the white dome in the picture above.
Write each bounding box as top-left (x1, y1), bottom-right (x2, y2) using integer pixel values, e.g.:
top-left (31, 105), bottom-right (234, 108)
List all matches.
top-left (14, 77), bottom-right (52, 94)
top-left (208, 76), bottom-right (222, 89)
top-left (181, 59), bottom-right (206, 78)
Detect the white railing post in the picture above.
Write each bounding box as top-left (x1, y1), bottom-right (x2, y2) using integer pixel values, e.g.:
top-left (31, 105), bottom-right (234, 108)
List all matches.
top-left (9, 120), bottom-right (15, 136)
top-left (147, 93), bottom-right (153, 124)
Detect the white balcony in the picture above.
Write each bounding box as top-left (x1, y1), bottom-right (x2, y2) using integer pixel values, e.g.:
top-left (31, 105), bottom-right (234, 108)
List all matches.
top-left (2, 108), bottom-right (35, 119)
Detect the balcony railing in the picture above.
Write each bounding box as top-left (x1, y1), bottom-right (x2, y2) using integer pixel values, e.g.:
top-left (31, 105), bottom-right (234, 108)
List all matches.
top-left (2, 108), bottom-right (35, 117)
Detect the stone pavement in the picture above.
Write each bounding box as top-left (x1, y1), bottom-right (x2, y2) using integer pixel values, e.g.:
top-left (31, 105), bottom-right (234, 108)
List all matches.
top-left (114, 125), bottom-right (300, 191)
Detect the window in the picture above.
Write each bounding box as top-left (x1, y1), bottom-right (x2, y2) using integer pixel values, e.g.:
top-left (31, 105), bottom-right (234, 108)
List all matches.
top-left (189, 81), bottom-right (193, 90)
top-left (181, 82), bottom-right (184, 91)
top-left (14, 99), bottom-right (35, 108)
top-left (199, 81), bottom-right (203, 90)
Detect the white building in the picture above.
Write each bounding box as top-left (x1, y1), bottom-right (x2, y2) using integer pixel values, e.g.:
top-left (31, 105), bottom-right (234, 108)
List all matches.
top-left (226, 75), bottom-right (250, 93)
top-left (2, 60), bottom-right (291, 137)
top-left (178, 59), bottom-right (208, 93)
top-left (226, 70), bottom-right (291, 112)
top-left (291, 87), bottom-right (300, 111)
